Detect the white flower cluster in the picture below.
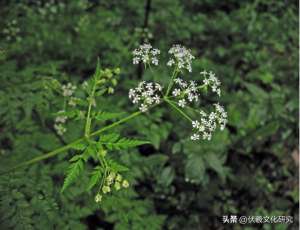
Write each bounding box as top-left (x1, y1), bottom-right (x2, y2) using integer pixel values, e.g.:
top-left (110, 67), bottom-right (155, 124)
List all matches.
top-left (172, 78), bottom-right (199, 108)
top-left (190, 103), bottom-right (227, 141)
top-left (129, 81), bottom-right (162, 112)
top-left (54, 111), bottom-right (67, 136)
top-left (62, 83), bottom-right (77, 97)
top-left (201, 70), bottom-right (221, 96)
top-left (132, 43), bottom-right (160, 65)
top-left (167, 44), bottom-right (195, 72)
top-left (95, 172), bottom-right (129, 203)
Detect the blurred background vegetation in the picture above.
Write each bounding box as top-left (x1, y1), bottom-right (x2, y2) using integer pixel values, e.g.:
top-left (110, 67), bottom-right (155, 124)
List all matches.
top-left (0, 0), bottom-right (298, 229)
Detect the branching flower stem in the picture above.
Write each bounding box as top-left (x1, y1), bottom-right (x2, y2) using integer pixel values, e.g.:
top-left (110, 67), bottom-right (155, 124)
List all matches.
top-left (1, 63), bottom-right (201, 175)
top-left (165, 67), bottom-right (178, 97)
top-left (85, 79), bottom-right (97, 138)
top-left (164, 97), bottom-right (193, 122)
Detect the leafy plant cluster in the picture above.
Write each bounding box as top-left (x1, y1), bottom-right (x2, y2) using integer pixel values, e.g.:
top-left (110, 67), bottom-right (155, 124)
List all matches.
top-left (0, 0), bottom-right (298, 230)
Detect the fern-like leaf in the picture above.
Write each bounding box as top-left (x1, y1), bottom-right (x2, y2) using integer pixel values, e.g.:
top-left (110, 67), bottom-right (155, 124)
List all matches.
top-left (108, 159), bottom-right (129, 172)
top-left (61, 158), bottom-right (84, 192)
top-left (86, 166), bottom-right (103, 191)
top-left (99, 134), bottom-right (149, 150)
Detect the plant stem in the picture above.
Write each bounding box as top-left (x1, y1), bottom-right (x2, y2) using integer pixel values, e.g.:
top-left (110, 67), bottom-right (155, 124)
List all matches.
top-left (97, 155), bottom-right (108, 194)
top-left (0, 139), bottom-right (83, 175)
top-left (85, 81), bottom-right (97, 138)
top-left (0, 110), bottom-right (144, 175)
top-left (165, 67), bottom-right (178, 96)
top-left (164, 97), bottom-right (193, 122)
top-left (90, 110), bottom-right (142, 137)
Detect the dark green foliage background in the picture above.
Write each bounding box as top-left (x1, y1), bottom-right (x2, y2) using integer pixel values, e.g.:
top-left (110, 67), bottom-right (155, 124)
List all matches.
top-left (0, 0), bottom-right (298, 229)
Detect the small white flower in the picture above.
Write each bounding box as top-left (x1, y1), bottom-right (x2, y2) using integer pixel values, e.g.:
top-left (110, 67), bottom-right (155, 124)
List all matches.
top-left (178, 99), bottom-right (186, 108)
top-left (133, 57), bottom-right (139, 64)
top-left (190, 133), bottom-right (200, 141)
top-left (132, 96), bottom-right (140, 104)
top-left (139, 103), bottom-right (148, 112)
top-left (153, 95), bottom-right (160, 104)
top-left (203, 78), bottom-right (209, 85)
top-left (172, 88), bottom-right (181, 96)
top-left (167, 59), bottom-right (175, 66)
top-left (155, 83), bottom-right (162, 91)
top-left (192, 120), bottom-right (200, 129)
top-left (129, 89), bottom-right (136, 99)
top-left (174, 78), bottom-right (183, 84)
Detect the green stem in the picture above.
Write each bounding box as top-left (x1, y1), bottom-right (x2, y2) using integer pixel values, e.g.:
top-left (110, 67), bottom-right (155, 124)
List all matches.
top-left (97, 155), bottom-right (108, 194)
top-left (164, 97), bottom-right (193, 122)
top-left (0, 139), bottom-right (83, 175)
top-left (0, 110), bottom-right (143, 175)
top-left (85, 81), bottom-right (97, 137)
top-left (148, 63), bottom-right (154, 75)
top-left (90, 110), bottom-right (142, 137)
top-left (165, 67), bottom-right (178, 96)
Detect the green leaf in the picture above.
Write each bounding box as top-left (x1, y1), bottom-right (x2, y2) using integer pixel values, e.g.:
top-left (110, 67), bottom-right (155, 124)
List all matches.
top-left (158, 167), bottom-right (174, 187)
top-left (86, 166), bottom-right (103, 191)
top-left (254, 121), bottom-right (279, 140)
top-left (70, 142), bottom-right (87, 150)
top-left (82, 144), bottom-right (97, 161)
top-left (107, 138), bottom-right (149, 150)
top-left (108, 159), bottom-right (129, 172)
top-left (99, 134), bottom-right (149, 150)
top-left (61, 158), bottom-right (85, 192)
top-left (172, 143), bottom-right (182, 154)
top-left (185, 154), bottom-right (205, 183)
top-left (100, 133), bottom-right (120, 142)
top-left (204, 153), bottom-right (227, 181)
top-left (69, 155), bottom-right (82, 162)
top-left (244, 82), bottom-right (268, 99)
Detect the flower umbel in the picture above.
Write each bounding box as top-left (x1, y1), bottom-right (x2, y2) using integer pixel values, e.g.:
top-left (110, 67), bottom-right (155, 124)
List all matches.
top-left (132, 43), bottom-right (160, 66)
top-left (171, 78), bottom-right (199, 108)
top-left (190, 103), bottom-right (227, 141)
top-left (130, 43), bottom-right (228, 141)
top-left (129, 81), bottom-right (162, 112)
top-left (167, 44), bottom-right (195, 72)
